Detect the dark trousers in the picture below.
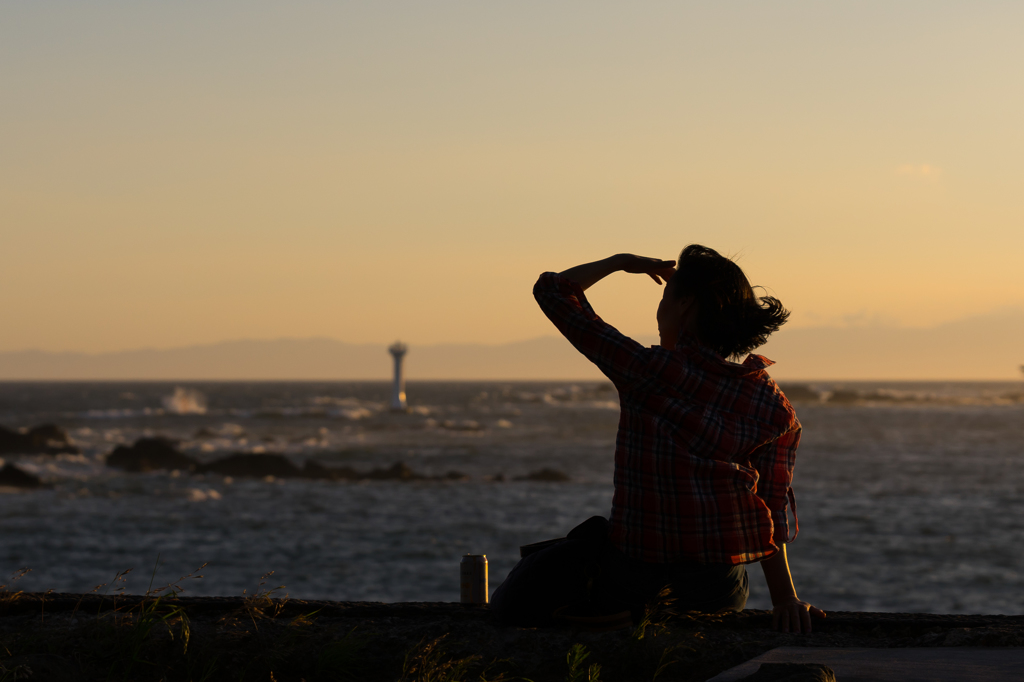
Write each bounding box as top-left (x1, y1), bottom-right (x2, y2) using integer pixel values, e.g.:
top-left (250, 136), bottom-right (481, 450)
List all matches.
top-left (491, 517), bottom-right (748, 626)
top-left (599, 544), bottom-right (748, 615)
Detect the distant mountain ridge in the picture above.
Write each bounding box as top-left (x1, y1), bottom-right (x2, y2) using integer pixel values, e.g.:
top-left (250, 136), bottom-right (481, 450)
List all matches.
top-left (0, 337), bottom-right (602, 381)
top-left (758, 308), bottom-right (1024, 381)
top-left (1, 309), bottom-right (1022, 380)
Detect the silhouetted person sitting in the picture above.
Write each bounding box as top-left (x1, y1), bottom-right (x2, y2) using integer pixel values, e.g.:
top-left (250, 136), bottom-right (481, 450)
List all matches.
top-left (491, 246), bottom-right (825, 634)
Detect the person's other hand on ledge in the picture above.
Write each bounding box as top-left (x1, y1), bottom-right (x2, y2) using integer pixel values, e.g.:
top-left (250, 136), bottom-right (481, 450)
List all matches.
top-left (772, 595), bottom-right (827, 634)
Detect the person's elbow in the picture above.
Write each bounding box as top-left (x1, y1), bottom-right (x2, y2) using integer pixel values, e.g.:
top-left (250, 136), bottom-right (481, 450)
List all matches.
top-left (533, 272), bottom-right (565, 307)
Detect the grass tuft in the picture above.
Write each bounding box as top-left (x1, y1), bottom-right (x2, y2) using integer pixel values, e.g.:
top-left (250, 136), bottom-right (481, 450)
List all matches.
top-left (400, 634), bottom-right (483, 682)
top-left (631, 586), bottom-right (677, 642)
top-left (565, 643), bottom-right (601, 682)
top-left (0, 662), bottom-right (32, 682)
top-left (103, 558), bottom-right (208, 680)
top-left (241, 571), bottom-right (289, 631)
top-left (0, 569), bottom-right (31, 608)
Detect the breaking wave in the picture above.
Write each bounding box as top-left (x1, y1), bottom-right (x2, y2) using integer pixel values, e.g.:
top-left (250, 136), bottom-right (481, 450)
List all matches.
top-left (162, 388), bottom-right (207, 415)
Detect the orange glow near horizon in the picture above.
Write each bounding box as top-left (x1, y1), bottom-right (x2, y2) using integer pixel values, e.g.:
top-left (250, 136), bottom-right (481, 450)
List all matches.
top-left (2, 3), bottom-right (1023, 379)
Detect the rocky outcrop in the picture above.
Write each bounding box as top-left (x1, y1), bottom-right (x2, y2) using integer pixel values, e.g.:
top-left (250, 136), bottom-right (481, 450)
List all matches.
top-left (106, 438), bottom-right (198, 472)
top-left (0, 463), bottom-right (47, 489)
top-left (362, 461), bottom-right (425, 480)
top-left (515, 467), bottom-right (571, 482)
top-left (102, 445), bottom-right (470, 483)
top-left (0, 423), bottom-right (79, 455)
top-left (196, 453), bottom-right (301, 478)
top-left (302, 460), bottom-right (469, 482)
top-left (301, 459), bottom-right (359, 480)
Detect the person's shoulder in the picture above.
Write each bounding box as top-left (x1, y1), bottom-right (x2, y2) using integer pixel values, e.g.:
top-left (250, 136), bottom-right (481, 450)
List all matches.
top-left (760, 377), bottom-right (800, 431)
top-left (732, 357), bottom-right (799, 428)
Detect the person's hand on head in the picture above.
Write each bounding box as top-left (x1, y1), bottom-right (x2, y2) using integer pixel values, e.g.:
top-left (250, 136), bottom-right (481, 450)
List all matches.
top-left (772, 597), bottom-right (826, 634)
top-left (616, 254), bottom-right (677, 285)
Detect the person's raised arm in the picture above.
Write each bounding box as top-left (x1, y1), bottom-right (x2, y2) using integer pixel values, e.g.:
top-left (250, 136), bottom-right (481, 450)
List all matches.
top-left (760, 545), bottom-right (826, 634)
top-left (533, 253), bottom-right (675, 387)
top-left (560, 254), bottom-right (676, 291)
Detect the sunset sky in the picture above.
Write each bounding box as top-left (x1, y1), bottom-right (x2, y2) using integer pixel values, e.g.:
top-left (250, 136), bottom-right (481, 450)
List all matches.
top-left (3, 2), bottom-right (1023, 370)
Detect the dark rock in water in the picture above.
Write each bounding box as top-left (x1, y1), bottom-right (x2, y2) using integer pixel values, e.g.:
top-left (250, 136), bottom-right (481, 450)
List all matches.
top-left (515, 468), bottom-right (571, 482)
top-left (40, 425), bottom-right (78, 453)
top-left (193, 427), bottom-right (218, 439)
top-left (0, 427), bottom-right (25, 454)
top-left (332, 466), bottom-right (361, 481)
top-left (0, 423), bottom-right (79, 455)
top-left (25, 424), bottom-right (70, 446)
top-left (739, 663), bottom-right (836, 682)
top-left (0, 463), bottom-right (47, 489)
top-left (301, 460), bottom-right (359, 481)
top-left (301, 459), bottom-right (333, 479)
top-left (363, 462), bottom-right (425, 481)
top-left (103, 446), bottom-right (460, 483)
top-left (106, 438), bottom-right (198, 473)
top-left (303, 460), bottom-right (465, 482)
top-left (198, 453), bottom-right (301, 478)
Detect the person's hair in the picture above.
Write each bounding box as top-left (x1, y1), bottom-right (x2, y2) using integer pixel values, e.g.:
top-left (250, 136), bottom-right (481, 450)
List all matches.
top-left (668, 244), bottom-right (790, 358)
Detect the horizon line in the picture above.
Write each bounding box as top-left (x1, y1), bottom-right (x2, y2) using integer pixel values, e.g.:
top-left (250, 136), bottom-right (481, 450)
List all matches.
top-left (6, 304), bottom-right (1024, 356)
top-left (1, 377), bottom-right (1021, 384)
top-left (0, 335), bottom-right (577, 357)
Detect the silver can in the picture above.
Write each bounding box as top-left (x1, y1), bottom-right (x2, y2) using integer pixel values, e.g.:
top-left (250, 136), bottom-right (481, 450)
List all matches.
top-left (460, 554), bottom-right (488, 604)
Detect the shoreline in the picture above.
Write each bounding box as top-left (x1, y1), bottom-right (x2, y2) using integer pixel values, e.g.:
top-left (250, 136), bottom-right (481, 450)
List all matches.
top-left (3, 593), bottom-right (1023, 681)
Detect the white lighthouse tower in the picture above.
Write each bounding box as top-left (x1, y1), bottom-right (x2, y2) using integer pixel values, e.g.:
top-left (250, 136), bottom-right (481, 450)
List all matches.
top-left (389, 341), bottom-right (408, 411)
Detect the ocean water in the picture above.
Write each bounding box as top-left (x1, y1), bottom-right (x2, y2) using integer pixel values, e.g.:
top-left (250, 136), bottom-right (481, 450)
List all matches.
top-left (1, 380), bottom-right (1023, 615)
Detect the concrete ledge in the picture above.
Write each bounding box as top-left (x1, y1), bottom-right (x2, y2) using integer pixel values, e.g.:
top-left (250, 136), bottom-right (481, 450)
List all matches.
top-left (2, 593), bottom-right (1023, 681)
top-left (709, 646), bottom-right (1024, 682)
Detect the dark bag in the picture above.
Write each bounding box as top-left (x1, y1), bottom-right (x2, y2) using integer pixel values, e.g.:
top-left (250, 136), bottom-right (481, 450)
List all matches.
top-left (490, 516), bottom-right (620, 627)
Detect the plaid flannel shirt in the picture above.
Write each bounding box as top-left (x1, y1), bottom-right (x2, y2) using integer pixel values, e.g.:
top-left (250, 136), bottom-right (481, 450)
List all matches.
top-left (534, 272), bottom-right (800, 565)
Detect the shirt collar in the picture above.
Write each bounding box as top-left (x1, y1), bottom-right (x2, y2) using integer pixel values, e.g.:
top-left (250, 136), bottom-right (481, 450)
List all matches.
top-left (674, 332), bottom-right (775, 374)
